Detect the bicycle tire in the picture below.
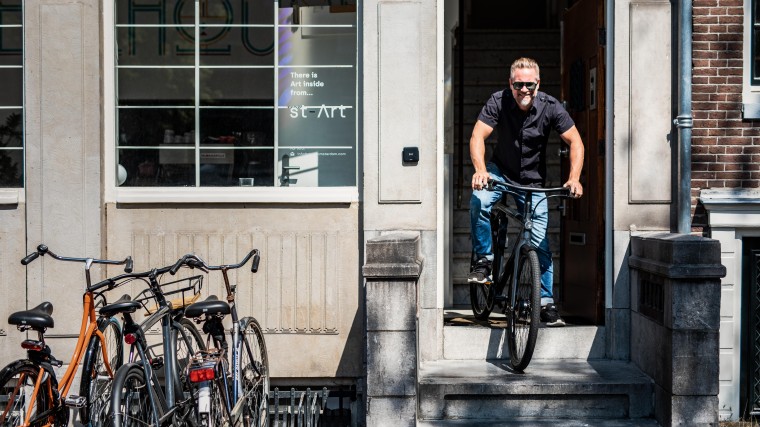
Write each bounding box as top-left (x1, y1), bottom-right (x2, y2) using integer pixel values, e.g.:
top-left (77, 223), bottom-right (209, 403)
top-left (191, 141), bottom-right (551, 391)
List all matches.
top-left (176, 317), bottom-right (205, 389)
top-left (79, 316), bottom-right (123, 426)
top-left (470, 210), bottom-right (509, 320)
top-left (0, 359), bottom-right (67, 427)
top-left (110, 363), bottom-right (156, 427)
top-left (239, 317), bottom-right (269, 427)
top-left (508, 248), bottom-right (541, 371)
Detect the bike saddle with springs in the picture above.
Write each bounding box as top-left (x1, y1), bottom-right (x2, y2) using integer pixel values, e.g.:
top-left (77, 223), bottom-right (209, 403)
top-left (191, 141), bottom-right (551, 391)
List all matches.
top-left (9, 301), bottom-right (54, 330)
top-left (185, 295), bottom-right (230, 318)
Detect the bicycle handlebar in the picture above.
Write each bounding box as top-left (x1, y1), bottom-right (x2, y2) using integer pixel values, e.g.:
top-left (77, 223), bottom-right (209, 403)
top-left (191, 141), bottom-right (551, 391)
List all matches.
top-left (169, 250), bottom-right (260, 275)
top-left (486, 178), bottom-right (571, 196)
top-left (21, 244), bottom-right (133, 271)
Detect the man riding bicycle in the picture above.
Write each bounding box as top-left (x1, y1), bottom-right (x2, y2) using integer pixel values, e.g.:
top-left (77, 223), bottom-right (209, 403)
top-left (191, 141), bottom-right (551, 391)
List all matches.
top-left (469, 57), bottom-right (585, 327)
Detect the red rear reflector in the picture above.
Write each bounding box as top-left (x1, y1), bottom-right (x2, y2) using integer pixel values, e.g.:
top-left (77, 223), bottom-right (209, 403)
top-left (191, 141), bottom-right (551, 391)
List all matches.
top-left (21, 340), bottom-right (44, 351)
top-left (189, 367), bottom-right (216, 383)
top-left (124, 333), bottom-right (137, 345)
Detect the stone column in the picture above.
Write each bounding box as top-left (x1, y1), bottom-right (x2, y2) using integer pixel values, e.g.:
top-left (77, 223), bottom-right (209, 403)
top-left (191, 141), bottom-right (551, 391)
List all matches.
top-left (362, 232), bottom-right (423, 427)
top-left (629, 233), bottom-right (726, 426)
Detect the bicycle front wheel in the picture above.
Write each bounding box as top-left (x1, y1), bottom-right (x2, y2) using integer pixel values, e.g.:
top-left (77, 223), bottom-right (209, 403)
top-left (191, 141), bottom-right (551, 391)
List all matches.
top-left (508, 248), bottom-right (541, 371)
top-left (80, 316), bottom-right (123, 426)
top-left (239, 317), bottom-right (269, 427)
top-left (110, 364), bottom-right (156, 427)
top-left (0, 360), bottom-right (65, 427)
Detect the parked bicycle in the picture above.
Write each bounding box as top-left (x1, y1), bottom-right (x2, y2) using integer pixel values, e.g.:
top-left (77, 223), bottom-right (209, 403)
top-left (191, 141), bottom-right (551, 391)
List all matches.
top-left (100, 255), bottom-right (212, 426)
top-left (0, 244), bottom-right (132, 427)
top-left (178, 250), bottom-right (269, 427)
top-left (469, 179), bottom-right (571, 371)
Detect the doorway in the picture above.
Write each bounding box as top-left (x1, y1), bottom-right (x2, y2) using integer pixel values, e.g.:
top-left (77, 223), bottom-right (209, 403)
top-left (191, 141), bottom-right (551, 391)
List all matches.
top-left (450, 0), bottom-right (606, 325)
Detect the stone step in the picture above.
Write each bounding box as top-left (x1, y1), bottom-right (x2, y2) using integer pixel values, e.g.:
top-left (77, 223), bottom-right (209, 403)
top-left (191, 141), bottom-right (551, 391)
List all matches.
top-left (417, 419), bottom-right (660, 427)
top-left (442, 313), bottom-right (606, 360)
top-left (418, 359), bottom-right (654, 422)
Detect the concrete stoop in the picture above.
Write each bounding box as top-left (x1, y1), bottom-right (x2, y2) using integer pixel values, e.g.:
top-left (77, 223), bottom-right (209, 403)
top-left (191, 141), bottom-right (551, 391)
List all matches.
top-left (417, 359), bottom-right (657, 426)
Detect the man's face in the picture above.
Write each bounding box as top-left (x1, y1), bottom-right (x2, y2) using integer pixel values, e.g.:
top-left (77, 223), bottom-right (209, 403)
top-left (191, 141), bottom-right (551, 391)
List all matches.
top-left (510, 68), bottom-right (540, 111)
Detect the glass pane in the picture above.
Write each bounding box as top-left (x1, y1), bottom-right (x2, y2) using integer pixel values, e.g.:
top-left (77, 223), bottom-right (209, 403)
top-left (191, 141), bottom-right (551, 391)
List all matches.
top-left (278, 1), bottom-right (357, 24)
top-left (118, 148), bottom-right (195, 186)
top-left (119, 108), bottom-right (195, 147)
top-left (200, 68), bottom-right (274, 105)
top-left (277, 148), bottom-right (355, 187)
top-left (278, 66), bottom-right (354, 106)
top-left (0, 27), bottom-right (22, 65)
top-left (118, 68), bottom-right (195, 106)
top-left (278, 21), bottom-right (356, 66)
top-left (277, 67), bottom-right (356, 149)
top-left (117, 27), bottom-right (195, 66)
top-left (0, 109), bottom-right (22, 148)
top-left (0, 1), bottom-right (22, 25)
top-left (201, 148), bottom-right (274, 186)
top-left (0, 149), bottom-right (23, 187)
top-left (200, 108), bottom-right (274, 146)
top-left (117, 0), bottom-right (274, 26)
top-left (0, 68), bottom-right (22, 106)
top-left (199, 26), bottom-right (274, 66)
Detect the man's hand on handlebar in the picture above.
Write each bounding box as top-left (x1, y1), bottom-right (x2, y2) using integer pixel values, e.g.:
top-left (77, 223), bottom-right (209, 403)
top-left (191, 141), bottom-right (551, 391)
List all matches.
top-left (563, 179), bottom-right (583, 199)
top-left (472, 170), bottom-right (490, 191)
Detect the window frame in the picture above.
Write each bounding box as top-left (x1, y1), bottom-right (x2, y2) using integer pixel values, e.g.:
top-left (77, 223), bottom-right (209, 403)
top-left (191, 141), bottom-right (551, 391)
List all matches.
top-left (0, 0), bottom-right (24, 202)
top-left (103, 0), bottom-right (360, 203)
top-left (743, 0), bottom-right (760, 118)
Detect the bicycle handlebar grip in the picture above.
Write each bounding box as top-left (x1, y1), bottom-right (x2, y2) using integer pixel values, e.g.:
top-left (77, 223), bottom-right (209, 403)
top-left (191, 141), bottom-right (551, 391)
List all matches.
top-left (20, 252), bottom-right (39, 265)
top-left (251, 252), bottom-right (260, 273)
top-left (125, 256), bottom-right (134, 273)
top-left (169, 256), bottom-right (187, 275)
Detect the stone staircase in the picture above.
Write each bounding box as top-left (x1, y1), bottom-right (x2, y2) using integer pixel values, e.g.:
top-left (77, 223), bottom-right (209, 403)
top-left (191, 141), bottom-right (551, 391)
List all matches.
top-left (418, 313), bottom-right (658, 426)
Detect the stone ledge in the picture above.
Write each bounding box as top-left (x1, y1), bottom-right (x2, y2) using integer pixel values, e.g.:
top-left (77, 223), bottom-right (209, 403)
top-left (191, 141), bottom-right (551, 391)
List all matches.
top-left (363, 232), bottom-right (424, 278)
top-left (629, 233), bottom-right (725, 279)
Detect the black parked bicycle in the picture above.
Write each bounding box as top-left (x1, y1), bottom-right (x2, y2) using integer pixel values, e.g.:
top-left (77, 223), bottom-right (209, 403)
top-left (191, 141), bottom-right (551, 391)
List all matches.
top-left (469, 178), bottom-right (571, 371)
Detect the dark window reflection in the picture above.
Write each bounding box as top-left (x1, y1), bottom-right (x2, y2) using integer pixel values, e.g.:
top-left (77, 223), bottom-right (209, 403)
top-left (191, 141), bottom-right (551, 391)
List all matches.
top-left (118, 148), bottom-right (195, 186)
top-left (0, 27), bottom-right (22, 66)
top-left (200, 148), bottom-right (274, 186)
top-left (0, 150), bottom-right (23, 187)
top-left (117, 0), bottom-right (275, 26)
top-left (0, 110), bottom-right (22, 148)
top-left (0, 69), bottom-right (22, 106)
top-left (117, 27), bottom-right (195, 66)
top-left (200, 68), bottom-right (275, 105)
top-left (119, 108), bottom-right (195, 147)
top-left (200, 108), bottom-right (274, 146)
top-left (118, 68), bottom-right (195, 106)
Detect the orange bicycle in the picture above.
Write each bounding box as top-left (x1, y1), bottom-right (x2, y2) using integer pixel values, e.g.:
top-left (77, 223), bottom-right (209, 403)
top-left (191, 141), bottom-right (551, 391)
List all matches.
top-left (0, 244), bottom-right (132, 426)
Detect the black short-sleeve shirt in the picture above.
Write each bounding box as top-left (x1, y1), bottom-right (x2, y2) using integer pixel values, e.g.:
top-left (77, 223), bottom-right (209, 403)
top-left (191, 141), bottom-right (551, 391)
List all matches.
top-left (477, 89), bottom-right (575, 187)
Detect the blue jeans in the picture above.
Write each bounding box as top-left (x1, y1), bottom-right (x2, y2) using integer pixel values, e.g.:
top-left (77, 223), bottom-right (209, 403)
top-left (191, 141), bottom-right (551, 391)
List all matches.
top-left (470, 162), bottom-right (555, 305)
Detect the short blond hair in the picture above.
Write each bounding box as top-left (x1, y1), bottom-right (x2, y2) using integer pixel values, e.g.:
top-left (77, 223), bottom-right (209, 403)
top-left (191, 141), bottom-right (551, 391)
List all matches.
top-left (510, 57), bottom-right (540, 80)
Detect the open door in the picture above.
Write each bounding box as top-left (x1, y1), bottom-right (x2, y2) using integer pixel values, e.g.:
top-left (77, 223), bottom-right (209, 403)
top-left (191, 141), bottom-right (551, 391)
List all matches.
top-left (560, 0), bottom-right (605, 324)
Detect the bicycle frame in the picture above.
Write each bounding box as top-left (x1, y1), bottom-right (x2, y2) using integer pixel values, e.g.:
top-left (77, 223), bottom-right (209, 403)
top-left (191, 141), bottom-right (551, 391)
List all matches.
top-left (4, 245), bottom-right (131, 427)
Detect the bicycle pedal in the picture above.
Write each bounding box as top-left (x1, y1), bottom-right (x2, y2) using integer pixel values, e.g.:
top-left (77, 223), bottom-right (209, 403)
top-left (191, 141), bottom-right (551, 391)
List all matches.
top-left (64, 395), bottom-right (87, 408)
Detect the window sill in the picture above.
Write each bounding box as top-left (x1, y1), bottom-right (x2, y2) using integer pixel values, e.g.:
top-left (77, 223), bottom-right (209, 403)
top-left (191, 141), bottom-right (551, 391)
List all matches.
top-left (112, 187), bottom-right (359, 204)
top-left (0, 189), bottom-right (20, 205)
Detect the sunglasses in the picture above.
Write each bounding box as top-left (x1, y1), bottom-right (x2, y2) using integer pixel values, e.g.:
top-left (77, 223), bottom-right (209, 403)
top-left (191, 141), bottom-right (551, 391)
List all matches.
top-left (512, 81), bottom-right (538, 91)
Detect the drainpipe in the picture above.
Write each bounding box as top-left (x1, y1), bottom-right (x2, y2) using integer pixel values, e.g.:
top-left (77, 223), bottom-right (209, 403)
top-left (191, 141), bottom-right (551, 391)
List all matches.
top-left (605, 0), bottom-right (614, 310)
top-left (675, 0), bottom-right (693, 234)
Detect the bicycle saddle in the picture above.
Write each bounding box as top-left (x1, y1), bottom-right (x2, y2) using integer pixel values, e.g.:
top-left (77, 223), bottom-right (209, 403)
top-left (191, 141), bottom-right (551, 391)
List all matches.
top-left (185, 295), bottom-right (230, 318)
top-left (8, 301), bottom-right (54, 330)
top-left (100, 294), bottom-right (141, 318)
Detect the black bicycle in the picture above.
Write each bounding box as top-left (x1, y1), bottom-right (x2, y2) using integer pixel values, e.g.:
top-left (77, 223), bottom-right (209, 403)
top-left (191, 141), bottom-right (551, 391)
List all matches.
top-left (469, 178), bottom-right (571, 371)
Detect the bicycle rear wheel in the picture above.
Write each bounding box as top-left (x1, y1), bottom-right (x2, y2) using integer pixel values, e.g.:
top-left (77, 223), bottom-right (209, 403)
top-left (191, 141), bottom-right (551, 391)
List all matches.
top-left (507, 248), bottom-right (541, 371)
top-left (110, 364), bottom-right (156, 427)
top-left (0, 360), bottom-right (66, 427)
top-left (239, 317), bottom-right (269, 427)
top-left (80, 316), bottom-right (123, 426)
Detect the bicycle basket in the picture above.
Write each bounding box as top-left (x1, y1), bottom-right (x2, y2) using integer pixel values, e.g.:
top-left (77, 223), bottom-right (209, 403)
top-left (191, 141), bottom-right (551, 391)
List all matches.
top-left (135, 274), bottom-right (203, 315)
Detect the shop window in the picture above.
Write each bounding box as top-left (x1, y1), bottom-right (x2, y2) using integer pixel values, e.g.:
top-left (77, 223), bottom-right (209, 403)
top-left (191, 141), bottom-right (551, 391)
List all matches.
top-left (114, 0), bottom-right (357, 189)
top-left (0, 0), bottom-right (23, 188)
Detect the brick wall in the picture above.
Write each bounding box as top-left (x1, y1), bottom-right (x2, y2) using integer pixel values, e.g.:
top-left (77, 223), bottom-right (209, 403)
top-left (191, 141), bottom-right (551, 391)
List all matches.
top-left (692, 0), bottom-right (760, 231)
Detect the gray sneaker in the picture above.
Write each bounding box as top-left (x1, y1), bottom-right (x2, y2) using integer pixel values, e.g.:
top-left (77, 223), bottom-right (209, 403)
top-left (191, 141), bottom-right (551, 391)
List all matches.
top-left (468, 257), bottom-right (492, 284)
top-left (541, 303), bottom-right (566, 327)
